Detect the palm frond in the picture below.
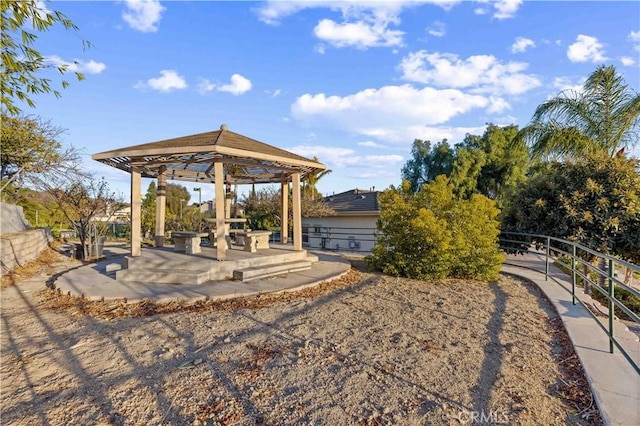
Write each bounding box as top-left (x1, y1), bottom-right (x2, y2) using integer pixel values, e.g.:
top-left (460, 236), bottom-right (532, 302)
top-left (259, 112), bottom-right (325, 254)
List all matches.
top-left (524, 65), bottom-right (640, 159)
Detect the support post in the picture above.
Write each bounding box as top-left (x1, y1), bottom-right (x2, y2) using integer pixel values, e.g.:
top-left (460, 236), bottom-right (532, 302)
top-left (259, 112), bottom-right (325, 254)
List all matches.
top-left (608, 258), bottom-right (615, 354)
top-left (545, 236), bottom-right (550, 281)
top-left (214, 162), bottom-right (226, 260)
top-left (292, 173), bottom-right (302, 251)
top-left (130, 169), bottom-right (141, 257)
top-left (154, 169), bottom-right (166, 247)
top-left (225, 182), bottom-right (232, 219)
top-left (571, 244), bottom-right (576, 305)
top-left (281, 177), bottom-right (289, 244)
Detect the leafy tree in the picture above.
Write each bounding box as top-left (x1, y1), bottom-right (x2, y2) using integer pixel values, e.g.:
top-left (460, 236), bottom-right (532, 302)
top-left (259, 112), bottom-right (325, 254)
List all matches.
top-left (45, 177), bottom-right (123, 260)
top-left (449, 145), bottom-right (485, 200)
top-left (502, 154), bottom-right (640, 258)
top-left (1, 0), bottom-right (88, 115)
top-left (243, 186), bottom-right (282, 230)
top-left (401, 125), bottom-right (528, 206)
top-left (165, 183), bottom-right (190, 217)
top-left (301, 192), bottom-right (335, 218)
top-left (401, 139), bottom-right (453, 193)
top-left (243, 185), bottom-right (334, 230)
top-left (0, 185), bottom-right (66, 230)
top-left (141, 181), bottom-right (157, 239)
top-left (368, 176), bottom-right (504, 281)
top-left (0, 113), bottom-right (80, 194)
top-left (518, 65), bottom-right (640, 160)
top-left (455, 124), bottom-right (529, 206)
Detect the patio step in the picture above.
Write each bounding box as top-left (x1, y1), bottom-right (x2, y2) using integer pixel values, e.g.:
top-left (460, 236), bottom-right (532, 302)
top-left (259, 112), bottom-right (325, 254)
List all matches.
top-left (116, 268), bottom-right (209, 285)
top-left (125, 256), bottom-right (215, 271)
top-left (233, 259), bottom-right (312, 282)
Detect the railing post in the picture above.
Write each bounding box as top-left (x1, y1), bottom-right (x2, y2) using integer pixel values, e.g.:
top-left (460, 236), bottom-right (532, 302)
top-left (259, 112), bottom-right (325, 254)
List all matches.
top-left (608, 258), bottom-right (614, 354)
top-left (545, 236), bottom-right (550, 281)
top-left (571, 244), bottom-right (576, 305)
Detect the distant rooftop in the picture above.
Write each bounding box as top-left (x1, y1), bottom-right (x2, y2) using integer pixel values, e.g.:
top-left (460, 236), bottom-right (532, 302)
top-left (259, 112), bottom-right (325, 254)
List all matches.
top-left (322, 188), bottom-right (380, 215)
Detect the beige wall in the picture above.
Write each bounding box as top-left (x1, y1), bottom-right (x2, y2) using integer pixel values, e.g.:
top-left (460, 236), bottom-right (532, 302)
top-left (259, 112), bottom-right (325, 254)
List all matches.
top-left (302, 215), bottom-right (378, 253)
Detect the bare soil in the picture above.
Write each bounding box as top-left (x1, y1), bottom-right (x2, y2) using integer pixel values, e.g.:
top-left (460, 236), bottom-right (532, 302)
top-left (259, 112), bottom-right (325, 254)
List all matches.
top-left (1, 253), bottom-right (600, 425)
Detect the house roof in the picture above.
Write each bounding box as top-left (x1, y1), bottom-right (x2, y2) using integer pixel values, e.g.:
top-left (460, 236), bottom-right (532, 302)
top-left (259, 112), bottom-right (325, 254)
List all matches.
top-left (323, 188), bottom-right (380, 215)
top-left (92, 124), bottom-right (326, 185)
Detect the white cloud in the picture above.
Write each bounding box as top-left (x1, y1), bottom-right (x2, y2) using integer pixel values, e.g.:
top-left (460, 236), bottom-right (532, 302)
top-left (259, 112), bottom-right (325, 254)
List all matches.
top-left (630, 30), bottom-right (640, 51)
top-left (197, 78), bottom-right (216, 94)
top-left (493, 0), bottom-right (522, 19)
top-left (290, 84), bottom-right (500, 145)
top-left (135, 70), bottom-right (187, 92)
top-left (197, 74), bottom-right (252, 95)
top-left (474, 7), bottom-right (487, 15)
top-left (621, 56), bottom-right (636, 67)
top-left (122, 0), bottom-right (165, 33)
top-left (427, 21), bottom-right (446, 37)
top-left (358, 125), bottom-right (486, 145)
top-left (256, 1), bottom-right (461, 50)
top-left (256, 1), bottom-right (322, 25)
top-left (551, 76), bottom-right (585, 94)
top-left (402, 125), bottom-right (486, 144)
top-left (34, 0), bottom-right (52, 20)
top-left (358, 141), bottom-right (387, 148)
top-left (218, 74), bottom-right (252, 95)
top-left (398, 50), bottom-right (541, 95)
top-left (256, 1), bottom-right (460, 25)
top-left (288, 145), bottom-right (403, 168)
top-left (511, 37), bottom-right (535, 53)
top-left (313, 18), bottom-right (404, 49)
top-left (487, 96), bottom-right (511, 113)
top-left (265, 89), bottom-right (282, 97)
top-left (567, 34), bottom-right (607, 63)
top-left (45, 56), bottom-right (106, 74)
top-left (292, 85), bottom-right (489, 128)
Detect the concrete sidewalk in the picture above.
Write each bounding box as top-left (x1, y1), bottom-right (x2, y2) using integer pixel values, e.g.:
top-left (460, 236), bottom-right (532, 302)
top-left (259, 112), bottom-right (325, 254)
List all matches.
top-left (504, 253), bottom-right (640, 426)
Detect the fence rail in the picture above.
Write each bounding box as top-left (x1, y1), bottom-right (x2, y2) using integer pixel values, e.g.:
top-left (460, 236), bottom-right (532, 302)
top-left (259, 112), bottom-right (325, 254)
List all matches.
top-left (302, 226), bottom-right (377, 254)
top-left (499, 231), bottom-right (640, 374)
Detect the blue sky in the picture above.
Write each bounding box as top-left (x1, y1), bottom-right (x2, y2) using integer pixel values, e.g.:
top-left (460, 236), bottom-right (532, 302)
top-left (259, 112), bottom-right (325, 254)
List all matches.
top-left (25, 0), bottom-right (640, 203)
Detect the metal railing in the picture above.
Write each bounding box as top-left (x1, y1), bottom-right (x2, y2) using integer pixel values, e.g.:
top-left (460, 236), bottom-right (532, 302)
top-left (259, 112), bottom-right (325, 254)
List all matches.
top-left (302, 226), bottom-right (377, 254)
top-left (499, 231), bottom-right (640, 374)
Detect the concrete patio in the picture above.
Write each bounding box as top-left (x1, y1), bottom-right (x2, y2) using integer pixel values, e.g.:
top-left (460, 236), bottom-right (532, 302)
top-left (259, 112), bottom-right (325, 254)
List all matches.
top-left (54, 243), bottom-right (351, 303)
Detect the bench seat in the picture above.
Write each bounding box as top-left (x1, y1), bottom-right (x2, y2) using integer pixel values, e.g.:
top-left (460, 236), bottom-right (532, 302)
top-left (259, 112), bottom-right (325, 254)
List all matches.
top-left (235, 230), bottom-right (272, 252)
top-left (171, 232), bottom-right (209, 254)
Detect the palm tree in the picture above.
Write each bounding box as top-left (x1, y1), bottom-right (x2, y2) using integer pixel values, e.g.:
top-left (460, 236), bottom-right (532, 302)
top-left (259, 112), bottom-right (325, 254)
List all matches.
top-left (303, 156), bottom-right (332, 200)
top-left (519, 65), bottom-right (640, 160)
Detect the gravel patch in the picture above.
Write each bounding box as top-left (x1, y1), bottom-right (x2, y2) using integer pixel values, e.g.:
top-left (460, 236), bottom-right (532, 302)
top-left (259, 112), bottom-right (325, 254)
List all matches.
top-left (1, 255), bottom-right (600, 425)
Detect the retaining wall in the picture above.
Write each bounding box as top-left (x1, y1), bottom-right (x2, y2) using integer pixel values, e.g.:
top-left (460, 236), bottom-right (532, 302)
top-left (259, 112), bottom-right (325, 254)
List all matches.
top-left (1, 228), bottom-right (53, 274)
top-left (1, 202), bottom-right (54, 274)
top-left (1, 203), bottom-right (30, 234)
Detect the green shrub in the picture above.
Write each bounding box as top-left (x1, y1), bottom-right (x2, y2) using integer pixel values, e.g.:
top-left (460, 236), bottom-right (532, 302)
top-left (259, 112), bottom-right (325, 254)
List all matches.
top-left (367, 176), bottom-right (505, 281)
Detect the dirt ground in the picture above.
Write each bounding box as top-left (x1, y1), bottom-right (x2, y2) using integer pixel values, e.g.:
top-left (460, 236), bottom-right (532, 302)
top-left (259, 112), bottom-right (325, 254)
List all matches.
top-left (1, 253), bottom-right (600, 425)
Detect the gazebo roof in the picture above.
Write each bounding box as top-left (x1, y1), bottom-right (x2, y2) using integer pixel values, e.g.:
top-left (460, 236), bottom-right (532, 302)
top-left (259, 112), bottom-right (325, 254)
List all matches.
top-left (92, 124), bottom-right (326, 184)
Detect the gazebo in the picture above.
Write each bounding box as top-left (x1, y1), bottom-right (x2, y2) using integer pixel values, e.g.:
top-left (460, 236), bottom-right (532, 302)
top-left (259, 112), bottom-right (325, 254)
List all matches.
top-left (92, 124), bottom-right (326, 261)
